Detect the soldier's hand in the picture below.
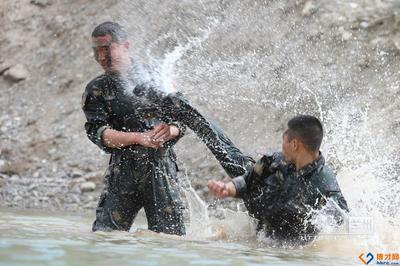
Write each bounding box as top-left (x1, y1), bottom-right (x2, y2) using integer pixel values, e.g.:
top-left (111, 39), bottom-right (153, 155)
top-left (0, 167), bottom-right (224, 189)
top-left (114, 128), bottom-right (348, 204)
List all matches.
top-left (152, 123), bottom-right (179, 143)
top-left (207, 180), bottom-right (236, 198)
top-left (136, 130), bottom-right (162, 148)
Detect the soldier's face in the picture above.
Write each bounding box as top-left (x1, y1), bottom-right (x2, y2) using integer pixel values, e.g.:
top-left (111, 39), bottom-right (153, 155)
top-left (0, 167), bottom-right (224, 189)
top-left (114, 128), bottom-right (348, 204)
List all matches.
top-left (92, 34), bottom-right (130, 73)
top-left (282, 132), bottom-right (295, 162)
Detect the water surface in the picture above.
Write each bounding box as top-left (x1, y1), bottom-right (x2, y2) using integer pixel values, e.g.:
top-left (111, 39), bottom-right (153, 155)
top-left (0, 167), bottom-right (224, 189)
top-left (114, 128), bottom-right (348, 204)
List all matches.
top-left (0, 208), bottom-right (360, 266)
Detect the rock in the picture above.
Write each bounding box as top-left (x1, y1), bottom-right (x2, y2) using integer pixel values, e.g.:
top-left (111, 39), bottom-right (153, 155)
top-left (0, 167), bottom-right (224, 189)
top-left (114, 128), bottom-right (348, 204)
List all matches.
top-left (71, 194), bottom-right (81, 203)
top-left (46, 15), bottom-right (67, 37)
top-left (302, 1), bottom-right (317, 17)
top-left (370, 37), bottom-right (386, 47)
top-left (3, 65), bottom-right (29, 82)
top-left (54, 198), bottom-right (62, 209)
top-left (28, 184), bottom-right (37, 191)
top-left (13, 195), bottom-right (23, 201)
top-left (30, 0), bottom-right (52, 8)
top-left (84, 202), bottom-right (96, 209)
top-left (71, 185), bottom-right (81, 194)
top-left (338, 27), bottom-right (352, 41)
top-left (83, 171), bottom-right (103, 184)
top-left (47, 148), bottom-right (57, 155)
top-left (391, 34), bottom-right (400, 51)
top-left (71, 169), bottom-right (83, 179)
top-left (0, 161), bottom-right (27, 175)
top-left (0, 62), bottom-right (11, 75)
top-left (80, 182), bottom-right (96, 192)
top-left (10, 175), bottom-right (19, 181)
top-left (349, 2), bottom-right (358, 9)
top-left (360, 21), bottom-right (369, 29)
top-left (32, 190), bottom-right (40, 198)
top-left (370, 37), bottom-right (399, 53)
top-left (0, 178), bottom-right (6, 187)
top-left (72, 177), bottom-right (85, 183)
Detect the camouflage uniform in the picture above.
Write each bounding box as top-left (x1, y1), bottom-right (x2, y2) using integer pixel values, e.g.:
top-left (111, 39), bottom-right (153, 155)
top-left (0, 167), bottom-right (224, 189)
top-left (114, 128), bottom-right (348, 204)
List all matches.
top-left (231, 152), bottom-right (349, 246)
top-left (82, 68), bottom-right (253, 235)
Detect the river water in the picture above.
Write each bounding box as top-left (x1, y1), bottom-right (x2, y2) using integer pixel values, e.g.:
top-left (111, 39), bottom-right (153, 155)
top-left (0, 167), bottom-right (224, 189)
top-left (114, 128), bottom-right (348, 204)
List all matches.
top-left (1, 1), bottom-right (400, 265)
top-left (0, 207), bottom-right (366, 266)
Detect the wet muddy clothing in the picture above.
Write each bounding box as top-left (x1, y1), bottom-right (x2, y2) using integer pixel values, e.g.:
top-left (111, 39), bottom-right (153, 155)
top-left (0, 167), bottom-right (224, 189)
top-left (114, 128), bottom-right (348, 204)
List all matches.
top-left (82, 68), bottom-right (253, 235)
top-left (82, 72), bottom-right (187, 235)
top-left (232, 152), bottom-right (349, 246)
top-left (158, 94), bottom-right (254, 177)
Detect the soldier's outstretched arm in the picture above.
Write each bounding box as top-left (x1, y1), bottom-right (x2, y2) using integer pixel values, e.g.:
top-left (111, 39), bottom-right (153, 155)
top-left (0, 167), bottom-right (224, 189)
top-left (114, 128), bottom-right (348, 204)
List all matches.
top-left (160, 93), bottom-right (255, 178)
top-left (207, 180), bottom-right (237, 198)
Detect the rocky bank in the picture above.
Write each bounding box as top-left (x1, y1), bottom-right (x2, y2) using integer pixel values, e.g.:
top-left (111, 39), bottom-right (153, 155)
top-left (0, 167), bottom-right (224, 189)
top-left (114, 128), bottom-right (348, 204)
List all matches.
top-left (1, 0), bottom-right (399, 214)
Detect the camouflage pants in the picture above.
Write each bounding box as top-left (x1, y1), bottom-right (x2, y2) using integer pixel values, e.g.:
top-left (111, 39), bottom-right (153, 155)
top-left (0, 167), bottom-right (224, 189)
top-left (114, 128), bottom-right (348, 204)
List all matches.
top-left (92, 151), bottom-right (185, 235)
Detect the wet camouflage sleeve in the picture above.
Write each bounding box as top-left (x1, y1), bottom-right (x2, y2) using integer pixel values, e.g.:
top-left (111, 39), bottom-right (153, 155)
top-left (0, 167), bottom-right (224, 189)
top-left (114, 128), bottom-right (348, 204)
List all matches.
top-left (318, 173), bottom-right (349, 214)
top-left (160, 92), bottom-right (255, 178)
top-left (317, 177), bottom-right (350, 226)
top-left (81, 85), bottom-right (114, 153)
top-left (232, 154), bottom-right (276, 197)
top-left (160, 92), bottom-right (187, 148)
top-left (329, 192), bottom-right (349, 213)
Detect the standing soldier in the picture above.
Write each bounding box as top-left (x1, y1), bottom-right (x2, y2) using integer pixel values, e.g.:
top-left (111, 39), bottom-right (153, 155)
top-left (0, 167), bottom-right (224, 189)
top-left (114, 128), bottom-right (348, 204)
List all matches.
top-left (82, 21), bottom-right (253, 235)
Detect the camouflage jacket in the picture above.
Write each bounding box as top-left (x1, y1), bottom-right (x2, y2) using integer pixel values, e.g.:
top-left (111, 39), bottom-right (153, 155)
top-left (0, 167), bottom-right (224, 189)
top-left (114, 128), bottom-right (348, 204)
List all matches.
top-left (232, 152), bottom-right (349, 243)
top-left (81, 69), bottom-right (186, 161)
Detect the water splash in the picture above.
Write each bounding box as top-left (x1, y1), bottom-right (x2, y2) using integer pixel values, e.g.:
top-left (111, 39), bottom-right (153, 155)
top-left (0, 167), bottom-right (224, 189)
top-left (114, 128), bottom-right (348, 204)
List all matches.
top-left (143, 22), bottom-right (218, 94)
top-left (183, 185), bottom-right (213, 239)
top-left (116, 0), bottom-right (400, 255)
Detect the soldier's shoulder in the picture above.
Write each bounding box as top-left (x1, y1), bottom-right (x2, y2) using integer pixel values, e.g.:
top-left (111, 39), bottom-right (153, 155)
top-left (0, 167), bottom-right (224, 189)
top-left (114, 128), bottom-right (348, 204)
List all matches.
top-left (259, 152), bottom-right (284, 166)
top-left (81, 74), bottom-right (107, 109)
top-left (85, 74), bottom-right (108, 93)
top-left (313, 164), bottom-right (340, 192)
top-left (252, 152), bottom-right (284, 177)
top-left (321, 164), bottom-right (335, 178)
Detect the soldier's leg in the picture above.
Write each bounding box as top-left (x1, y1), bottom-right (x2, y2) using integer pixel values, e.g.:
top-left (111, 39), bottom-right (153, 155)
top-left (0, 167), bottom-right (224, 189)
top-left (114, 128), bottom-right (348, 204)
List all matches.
top-left (143, 159), bottom-right (186, 236)
top-left (143, 192), bottom-right (186, 235)
top-left (92, 190), bottom-right (143, 232)
top-left (92, 158), bottom-right (143, 232)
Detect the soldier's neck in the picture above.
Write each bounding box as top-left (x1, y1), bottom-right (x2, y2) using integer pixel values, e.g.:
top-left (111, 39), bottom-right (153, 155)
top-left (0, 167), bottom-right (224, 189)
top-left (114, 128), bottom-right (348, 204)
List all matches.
top-left (294, 151), bottom-right (319, 170)
top-left (111, 58), bottom-right (133, 78)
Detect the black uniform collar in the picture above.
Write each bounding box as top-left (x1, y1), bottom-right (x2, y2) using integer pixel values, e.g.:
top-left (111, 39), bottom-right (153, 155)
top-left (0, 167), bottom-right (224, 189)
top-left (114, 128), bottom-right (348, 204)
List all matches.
top-left (295, 152), bottom-right (325, 178)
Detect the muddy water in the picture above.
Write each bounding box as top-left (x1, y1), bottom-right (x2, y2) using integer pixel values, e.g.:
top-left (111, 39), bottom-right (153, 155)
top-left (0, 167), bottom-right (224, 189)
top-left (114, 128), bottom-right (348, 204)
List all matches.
top-left (0, 207), bottom-right (383, 266)
top-left (1, 1), bottom-right (399, 266)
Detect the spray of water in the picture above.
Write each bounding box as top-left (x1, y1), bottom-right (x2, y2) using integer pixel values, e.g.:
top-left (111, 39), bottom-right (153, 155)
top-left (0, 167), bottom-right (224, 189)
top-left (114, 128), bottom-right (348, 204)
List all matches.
top-left (142, 22), bottom-right (218, 94)
top-left (117, 0), bottom-right (400, 255)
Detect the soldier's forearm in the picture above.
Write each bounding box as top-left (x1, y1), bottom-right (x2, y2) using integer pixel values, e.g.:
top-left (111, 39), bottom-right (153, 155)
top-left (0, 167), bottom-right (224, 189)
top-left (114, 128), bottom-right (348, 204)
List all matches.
top-left (102, 128), bottom-right (143, 148)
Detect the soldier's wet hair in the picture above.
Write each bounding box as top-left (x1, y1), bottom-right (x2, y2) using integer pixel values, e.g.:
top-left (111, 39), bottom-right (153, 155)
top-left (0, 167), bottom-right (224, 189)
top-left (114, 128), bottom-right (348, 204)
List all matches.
top-left (92, 21), bottom-right (128, 43)
top-left (286, 115), bottom-right (323, 152)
